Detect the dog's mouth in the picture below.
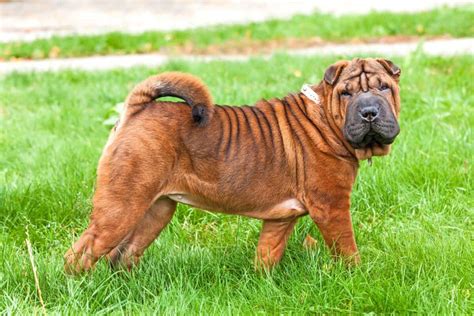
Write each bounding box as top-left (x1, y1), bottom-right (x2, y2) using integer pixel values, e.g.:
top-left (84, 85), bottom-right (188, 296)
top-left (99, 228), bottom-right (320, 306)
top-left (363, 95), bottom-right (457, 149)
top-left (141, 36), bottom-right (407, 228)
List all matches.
top-left (344, 120), bottom-right (400, 160)
top-left (349, 129), bottom-right (397, 149)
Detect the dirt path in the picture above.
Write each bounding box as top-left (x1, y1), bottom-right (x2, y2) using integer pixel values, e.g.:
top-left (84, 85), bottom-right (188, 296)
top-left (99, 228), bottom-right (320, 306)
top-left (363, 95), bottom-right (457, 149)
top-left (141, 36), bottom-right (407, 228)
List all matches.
top-left (0, 38), bottom-right (472, 74)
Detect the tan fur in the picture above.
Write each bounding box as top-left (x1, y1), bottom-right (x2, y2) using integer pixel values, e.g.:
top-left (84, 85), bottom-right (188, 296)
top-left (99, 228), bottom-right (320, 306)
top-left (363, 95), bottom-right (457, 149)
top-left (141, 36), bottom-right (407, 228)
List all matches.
top-left (64, 59), bottom-right (401, 274)
top-left (123, 72), bottom-right (213, 125)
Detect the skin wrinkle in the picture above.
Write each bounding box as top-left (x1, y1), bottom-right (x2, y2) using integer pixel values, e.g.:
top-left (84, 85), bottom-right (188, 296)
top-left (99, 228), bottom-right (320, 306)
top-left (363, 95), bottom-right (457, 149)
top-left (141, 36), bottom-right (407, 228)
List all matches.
top-left (282, 98), bottom-right (307, 190)
top-left (238, 106), bottom-right (259, 154)
top-left (253, 106), bottom-right (274, 153)
top-left (388, 84), bottom-right (400, 115)
top-left (221, 107), bottom-right (233, 160)
top-left (326, 87), bottom-right (358, 159)
top-left (296, 92), bottom-right (339, 156)
top-left (248, 106), bottom-right (268, 154)
top-left (261, 106), bottom-right (282, 167)
top-left (266, 99), bottom-right (289, 169)
top-left (337, 92), bottom-right (346, 132)
top-left (267, 102), bottom-right (284, 150)
top-left (214, 110), bottom-right (225, 156)
top-left (291, 93), bottom-right (308, 117)
top-left (230, 106), bottom-right (241, 149)
top-left (279, 99), bottom-right (299, 183)
top-left (286, 94), bottom-right (327, 185)
top-left (64, 59), bottom-right (401, 273)
top-left (361, 72), bottom-right (369, 92)
top-left (285, 95), bottom-right (312, 147)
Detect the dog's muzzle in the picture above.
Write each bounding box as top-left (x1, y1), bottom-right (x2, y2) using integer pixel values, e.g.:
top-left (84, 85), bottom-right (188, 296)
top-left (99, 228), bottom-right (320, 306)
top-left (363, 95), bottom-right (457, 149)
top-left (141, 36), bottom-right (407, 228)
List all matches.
top-left (343, 92), bottom-right (400, 149)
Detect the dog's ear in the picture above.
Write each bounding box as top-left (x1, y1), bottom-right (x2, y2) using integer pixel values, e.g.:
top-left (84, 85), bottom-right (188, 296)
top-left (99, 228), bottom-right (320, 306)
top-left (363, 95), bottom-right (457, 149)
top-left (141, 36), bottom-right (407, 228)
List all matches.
top-left (324, 60), bottom-right (349, 85)
top-left (377, 58), bottom-right (401, 81)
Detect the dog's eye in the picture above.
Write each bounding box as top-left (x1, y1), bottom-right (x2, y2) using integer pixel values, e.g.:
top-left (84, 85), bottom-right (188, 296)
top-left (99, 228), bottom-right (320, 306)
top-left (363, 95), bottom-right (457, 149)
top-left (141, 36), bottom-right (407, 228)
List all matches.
top-left (379, 84), bottom-right (390, 91)
top-left (341, 90), bottom-right (352, 97)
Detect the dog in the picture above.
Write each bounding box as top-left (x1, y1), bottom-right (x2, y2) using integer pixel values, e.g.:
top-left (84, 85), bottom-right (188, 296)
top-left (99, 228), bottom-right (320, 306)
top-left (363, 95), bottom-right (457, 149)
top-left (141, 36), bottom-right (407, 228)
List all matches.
top-left (64, 58), bottom-right (401, 273)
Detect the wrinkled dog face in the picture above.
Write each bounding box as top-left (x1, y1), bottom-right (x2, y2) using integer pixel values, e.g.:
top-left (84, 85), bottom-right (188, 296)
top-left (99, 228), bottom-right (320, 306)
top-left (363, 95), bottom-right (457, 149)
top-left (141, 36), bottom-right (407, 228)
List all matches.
top-left (324, 58), bottom-right (401, 159)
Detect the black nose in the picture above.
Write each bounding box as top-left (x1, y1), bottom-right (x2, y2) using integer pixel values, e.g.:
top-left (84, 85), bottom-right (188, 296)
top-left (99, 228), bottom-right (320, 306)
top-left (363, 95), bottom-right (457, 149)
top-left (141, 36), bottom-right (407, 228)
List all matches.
top-left (360, 106), bottom-right (379, 122)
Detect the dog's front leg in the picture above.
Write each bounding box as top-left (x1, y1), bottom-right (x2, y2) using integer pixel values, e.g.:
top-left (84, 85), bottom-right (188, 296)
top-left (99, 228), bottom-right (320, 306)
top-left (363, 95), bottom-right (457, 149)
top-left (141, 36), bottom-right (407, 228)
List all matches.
top-left (254, 219), bottom-right (298, 270)
top-left (305, 190), bottom-right (360, 266)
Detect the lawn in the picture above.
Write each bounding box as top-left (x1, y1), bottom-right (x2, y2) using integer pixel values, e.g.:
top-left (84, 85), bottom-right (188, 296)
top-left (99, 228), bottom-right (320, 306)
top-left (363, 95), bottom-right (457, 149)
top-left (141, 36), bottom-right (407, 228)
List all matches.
top-left (1, 5), bottom-right (473, 60)
top-left (0, 54), bottom-right (473, 314)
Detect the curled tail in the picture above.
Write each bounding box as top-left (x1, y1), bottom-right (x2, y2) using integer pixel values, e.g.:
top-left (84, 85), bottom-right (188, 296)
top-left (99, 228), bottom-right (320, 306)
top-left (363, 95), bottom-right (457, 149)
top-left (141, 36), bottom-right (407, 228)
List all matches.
top-left (124, 72), bottom-right (214, 125)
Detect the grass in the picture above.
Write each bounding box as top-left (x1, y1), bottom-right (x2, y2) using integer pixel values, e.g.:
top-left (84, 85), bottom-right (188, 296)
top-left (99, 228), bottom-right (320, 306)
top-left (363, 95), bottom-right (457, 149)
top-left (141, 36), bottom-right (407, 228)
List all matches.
top-left (1, 5), bottom-right (473, 60)
top-left (0, 53), bottom-right (473, 314)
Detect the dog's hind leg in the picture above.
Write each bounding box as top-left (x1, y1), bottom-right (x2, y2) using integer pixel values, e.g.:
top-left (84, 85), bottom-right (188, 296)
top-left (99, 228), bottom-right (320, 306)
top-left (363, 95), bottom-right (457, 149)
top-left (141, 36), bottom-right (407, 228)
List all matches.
top-left (106, 197), bottom-right (176, 269)
top-left (254, 219), bottom-right (298, 270)
top-left (64, 187), bottom-right (159, 274)
top-left (64, 146), bottom-right (174, 274)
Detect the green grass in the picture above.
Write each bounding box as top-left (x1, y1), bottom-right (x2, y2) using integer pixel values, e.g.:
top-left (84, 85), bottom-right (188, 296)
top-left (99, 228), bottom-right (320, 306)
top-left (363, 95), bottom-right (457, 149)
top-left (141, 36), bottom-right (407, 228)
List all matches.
top-left (1, 5), bottom-right (474, 60)
top-left (0, 54), bottom-right (473, 314)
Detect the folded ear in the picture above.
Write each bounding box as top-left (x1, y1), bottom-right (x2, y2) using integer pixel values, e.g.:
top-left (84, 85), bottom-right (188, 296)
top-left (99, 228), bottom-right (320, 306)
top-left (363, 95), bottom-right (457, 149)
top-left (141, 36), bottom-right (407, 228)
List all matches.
top-left (377, 58), bottom-right (401, 81)
top-left (324, 60), bottom-right (349, 85)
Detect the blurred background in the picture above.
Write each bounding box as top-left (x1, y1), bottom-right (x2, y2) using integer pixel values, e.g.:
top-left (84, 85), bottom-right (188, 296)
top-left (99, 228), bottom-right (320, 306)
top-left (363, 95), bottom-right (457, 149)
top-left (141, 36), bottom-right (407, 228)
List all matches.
top-left (0, 0), bottom-right (472, 70)
top-left (0, 0), bottom-right (472, 42)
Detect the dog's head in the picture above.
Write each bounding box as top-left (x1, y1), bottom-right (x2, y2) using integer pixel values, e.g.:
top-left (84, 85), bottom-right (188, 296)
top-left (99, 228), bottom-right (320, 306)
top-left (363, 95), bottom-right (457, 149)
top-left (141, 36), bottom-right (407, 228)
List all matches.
top-left (323, 58), bottom-right (401, 160)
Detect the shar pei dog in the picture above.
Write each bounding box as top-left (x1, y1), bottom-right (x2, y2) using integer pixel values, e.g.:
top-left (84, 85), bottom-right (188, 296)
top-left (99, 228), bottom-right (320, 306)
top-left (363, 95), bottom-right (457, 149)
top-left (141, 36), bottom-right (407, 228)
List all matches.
top-left (65, 58), bottom-right (401, 273)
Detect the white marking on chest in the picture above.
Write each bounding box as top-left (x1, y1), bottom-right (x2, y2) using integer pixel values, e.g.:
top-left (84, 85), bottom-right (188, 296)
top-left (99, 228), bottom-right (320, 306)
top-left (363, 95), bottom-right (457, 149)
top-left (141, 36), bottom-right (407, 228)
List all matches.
top-left (271, 199), bottom-right (305, 212)
top-left (266, 198), bottom-right (308, 217)
top-left (167, 194), bottom-right (197, 206)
